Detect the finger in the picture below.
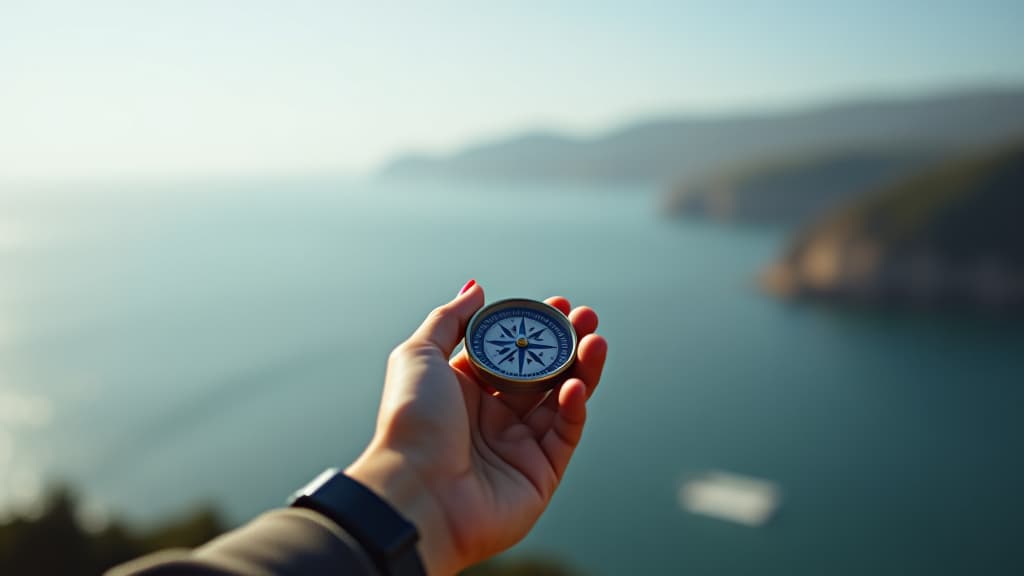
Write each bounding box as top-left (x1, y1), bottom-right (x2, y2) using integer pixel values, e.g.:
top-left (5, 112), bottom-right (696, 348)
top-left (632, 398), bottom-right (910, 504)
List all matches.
top-left (568, 306), bottom-right (599, 339)
top-left (407, 281), bottom-right (485, 357)
top-left (545, 296), bottom-right (571, 316)
top-left (450, 348), bottom-right (472, 373)
top-left (540, 378), bottom-right (587, 479)
top-left (524, 332), bottom-right (607, 434)
top-left (573, 334), bottom-right (607, 399)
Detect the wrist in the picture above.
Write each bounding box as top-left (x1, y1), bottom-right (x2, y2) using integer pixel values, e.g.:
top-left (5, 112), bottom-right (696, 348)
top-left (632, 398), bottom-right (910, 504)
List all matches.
top-left (346, 446), bottom-right (458, 576)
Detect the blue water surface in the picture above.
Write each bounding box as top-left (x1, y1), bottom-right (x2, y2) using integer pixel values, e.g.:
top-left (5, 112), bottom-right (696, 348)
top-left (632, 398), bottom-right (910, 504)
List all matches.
top-left (1, 179), bottom-right (1021, 575)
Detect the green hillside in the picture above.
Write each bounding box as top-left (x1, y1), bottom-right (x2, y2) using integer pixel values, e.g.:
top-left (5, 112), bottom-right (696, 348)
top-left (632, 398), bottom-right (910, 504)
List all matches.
top-left (762, 139), bottom-right (1024, 310)
top-left (663, 148), bottom-right (936, 226)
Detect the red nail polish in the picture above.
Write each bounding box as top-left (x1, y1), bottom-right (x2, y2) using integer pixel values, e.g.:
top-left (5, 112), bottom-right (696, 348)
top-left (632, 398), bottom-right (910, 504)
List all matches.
top-left (458, 279), bottom-right (476, 296)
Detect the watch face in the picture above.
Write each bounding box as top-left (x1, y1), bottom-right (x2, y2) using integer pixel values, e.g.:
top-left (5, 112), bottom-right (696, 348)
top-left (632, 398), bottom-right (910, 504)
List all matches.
top-left (466, 299), bottom-right (576, 392)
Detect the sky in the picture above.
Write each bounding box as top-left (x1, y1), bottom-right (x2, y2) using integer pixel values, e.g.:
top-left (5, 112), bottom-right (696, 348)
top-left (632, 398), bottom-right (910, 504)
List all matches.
top-left (1, 0), bottom-right (1023, 184)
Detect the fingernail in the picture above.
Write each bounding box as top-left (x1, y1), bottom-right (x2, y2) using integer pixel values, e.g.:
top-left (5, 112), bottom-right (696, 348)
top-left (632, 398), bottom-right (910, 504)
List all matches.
top-left (458, 279), bottom-right (476, 296)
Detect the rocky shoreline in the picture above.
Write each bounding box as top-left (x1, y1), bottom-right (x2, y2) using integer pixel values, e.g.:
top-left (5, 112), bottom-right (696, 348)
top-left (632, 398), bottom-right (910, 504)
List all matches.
top-left (762, 242), bottom-right (1024, 311)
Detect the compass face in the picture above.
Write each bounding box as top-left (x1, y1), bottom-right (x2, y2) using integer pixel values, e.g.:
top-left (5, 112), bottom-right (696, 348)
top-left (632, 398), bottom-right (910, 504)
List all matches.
top-left (466, 299), bottom-right (576, 390)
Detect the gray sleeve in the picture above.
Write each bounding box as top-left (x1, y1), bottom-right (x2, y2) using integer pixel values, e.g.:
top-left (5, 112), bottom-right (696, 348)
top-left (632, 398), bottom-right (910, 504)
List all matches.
top-left (106, 508), bottom-right (380, 576)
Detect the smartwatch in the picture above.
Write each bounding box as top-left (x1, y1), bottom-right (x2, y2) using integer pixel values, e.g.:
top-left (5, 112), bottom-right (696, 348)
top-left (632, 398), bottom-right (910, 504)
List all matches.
top-left (289, 468), bottom-right (426, 576)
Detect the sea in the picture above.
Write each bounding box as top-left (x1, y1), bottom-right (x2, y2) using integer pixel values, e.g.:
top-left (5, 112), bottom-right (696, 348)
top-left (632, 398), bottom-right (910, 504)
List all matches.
top-left (1, 179), bottom-right (1022, 575)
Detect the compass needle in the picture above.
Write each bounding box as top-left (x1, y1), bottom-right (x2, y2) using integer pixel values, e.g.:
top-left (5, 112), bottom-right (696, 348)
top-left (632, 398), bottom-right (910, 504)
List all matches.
top-left (526, 343), bottom-right (556, 350)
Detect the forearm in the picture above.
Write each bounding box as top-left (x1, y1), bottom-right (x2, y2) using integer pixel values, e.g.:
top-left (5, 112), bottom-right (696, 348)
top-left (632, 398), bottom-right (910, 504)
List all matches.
top-left (346, 444), bottom-right (460, 576)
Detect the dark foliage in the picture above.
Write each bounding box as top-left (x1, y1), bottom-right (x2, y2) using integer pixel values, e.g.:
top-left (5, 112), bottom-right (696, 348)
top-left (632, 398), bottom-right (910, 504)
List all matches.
top-left (0, 486), bottom-right (224, 576)
top-left (1, 487), bottom-right (585, 576)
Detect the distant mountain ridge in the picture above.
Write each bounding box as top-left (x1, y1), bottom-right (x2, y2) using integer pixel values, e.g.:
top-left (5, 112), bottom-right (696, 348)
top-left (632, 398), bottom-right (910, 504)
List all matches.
top-left (379, 88), bottom-right (1024, 185)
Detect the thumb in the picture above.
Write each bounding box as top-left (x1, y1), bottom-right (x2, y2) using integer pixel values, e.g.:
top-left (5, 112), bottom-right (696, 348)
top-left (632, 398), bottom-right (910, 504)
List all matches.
top-left (408, 280), bottom-right (485, 357)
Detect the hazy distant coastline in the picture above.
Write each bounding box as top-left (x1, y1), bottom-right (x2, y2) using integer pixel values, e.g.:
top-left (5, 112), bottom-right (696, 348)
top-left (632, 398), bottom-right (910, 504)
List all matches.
top-left (378, 88), bottom-right (1024, 187)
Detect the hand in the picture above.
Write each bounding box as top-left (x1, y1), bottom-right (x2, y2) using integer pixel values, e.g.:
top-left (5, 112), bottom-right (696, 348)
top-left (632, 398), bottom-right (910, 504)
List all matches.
top-left (345, 281), bottom-right (608, 575)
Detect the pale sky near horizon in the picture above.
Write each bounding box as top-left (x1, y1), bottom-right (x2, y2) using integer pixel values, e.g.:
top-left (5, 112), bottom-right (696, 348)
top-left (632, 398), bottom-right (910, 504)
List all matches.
top-left (2, 0), bottom-right (1023, 184)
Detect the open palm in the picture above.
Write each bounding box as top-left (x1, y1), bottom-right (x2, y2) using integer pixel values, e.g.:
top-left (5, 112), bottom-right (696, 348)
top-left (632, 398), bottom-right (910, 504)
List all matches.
top-left (347, 282), bottom-right (607, 575)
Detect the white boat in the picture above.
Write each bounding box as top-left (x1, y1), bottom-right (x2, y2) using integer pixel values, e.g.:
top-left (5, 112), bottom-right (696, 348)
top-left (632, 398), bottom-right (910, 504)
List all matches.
top-left (678, 470), bottom-right (781, 527)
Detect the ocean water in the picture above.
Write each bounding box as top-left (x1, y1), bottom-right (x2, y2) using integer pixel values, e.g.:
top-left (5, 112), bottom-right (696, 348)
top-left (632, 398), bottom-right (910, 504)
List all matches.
top-left (1, 179), bottom-right (1022, 575)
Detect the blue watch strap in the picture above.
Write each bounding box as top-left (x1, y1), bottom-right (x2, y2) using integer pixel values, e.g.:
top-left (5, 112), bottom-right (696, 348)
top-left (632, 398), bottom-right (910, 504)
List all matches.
top-left (289, 468), bottom-right (426, 576)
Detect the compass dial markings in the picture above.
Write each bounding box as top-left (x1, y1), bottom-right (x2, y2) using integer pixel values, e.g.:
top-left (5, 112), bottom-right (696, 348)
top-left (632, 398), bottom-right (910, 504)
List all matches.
top-left (468, 302), bottom-right (576, 382)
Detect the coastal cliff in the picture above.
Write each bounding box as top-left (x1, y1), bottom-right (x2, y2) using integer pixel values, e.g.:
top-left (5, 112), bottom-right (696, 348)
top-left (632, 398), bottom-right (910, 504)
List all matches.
top-left (761, 140), bottom-right (1024, 311)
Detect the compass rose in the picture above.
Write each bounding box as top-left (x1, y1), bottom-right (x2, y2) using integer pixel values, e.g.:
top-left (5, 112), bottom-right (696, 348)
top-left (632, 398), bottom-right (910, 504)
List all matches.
top-left (485, 315), bottom-right (560, 376)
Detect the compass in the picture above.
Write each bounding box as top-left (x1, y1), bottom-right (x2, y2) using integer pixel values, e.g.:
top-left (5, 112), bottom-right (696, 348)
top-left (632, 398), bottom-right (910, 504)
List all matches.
top-left (465, 298), bottom-right (577, 393)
